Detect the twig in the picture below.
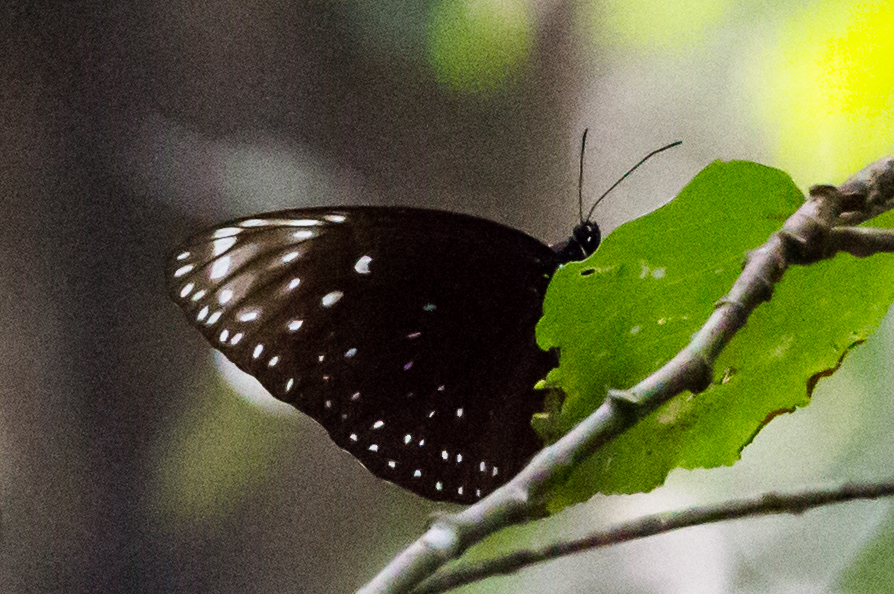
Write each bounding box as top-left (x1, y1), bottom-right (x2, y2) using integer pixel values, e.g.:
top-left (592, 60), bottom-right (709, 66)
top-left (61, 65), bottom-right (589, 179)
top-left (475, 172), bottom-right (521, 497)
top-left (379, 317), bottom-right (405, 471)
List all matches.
top-left (829, 227), bottom-right (894, 258)
top-left (412, 479), bottom-right (894, 593)
top-left (357, 155), bottom-right (894, 594)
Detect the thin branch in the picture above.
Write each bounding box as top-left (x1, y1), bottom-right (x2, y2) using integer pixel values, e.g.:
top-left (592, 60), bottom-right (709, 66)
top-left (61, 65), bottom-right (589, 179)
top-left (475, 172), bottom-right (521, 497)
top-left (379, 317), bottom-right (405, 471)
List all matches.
top-left (357, 155), bottom-right (894, 594)
top-left (412, 479), bottom-right (894, 594)
top-left (829, 227), bottom-right (894, 258)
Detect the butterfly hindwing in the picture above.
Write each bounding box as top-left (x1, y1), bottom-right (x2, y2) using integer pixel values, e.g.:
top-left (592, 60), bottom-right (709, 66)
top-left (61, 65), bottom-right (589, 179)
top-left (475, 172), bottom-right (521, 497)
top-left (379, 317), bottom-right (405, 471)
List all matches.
top-left (168, 207), bottom-right (558, 503)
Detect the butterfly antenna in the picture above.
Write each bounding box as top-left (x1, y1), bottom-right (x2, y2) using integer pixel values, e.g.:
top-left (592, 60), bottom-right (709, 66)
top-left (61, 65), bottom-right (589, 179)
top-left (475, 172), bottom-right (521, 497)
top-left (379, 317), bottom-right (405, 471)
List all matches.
top-left (584, 140), bottom-right (682, 222)
top-left (578, 129), bottom-right (589, 224)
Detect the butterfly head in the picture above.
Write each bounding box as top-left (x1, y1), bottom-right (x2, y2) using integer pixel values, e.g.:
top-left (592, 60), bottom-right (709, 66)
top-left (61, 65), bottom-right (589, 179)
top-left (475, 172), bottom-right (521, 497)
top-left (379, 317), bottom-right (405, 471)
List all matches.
top-left (552, 136), bottom-right (680, 266)
top-left (551, 219), bottom-right (601, 265)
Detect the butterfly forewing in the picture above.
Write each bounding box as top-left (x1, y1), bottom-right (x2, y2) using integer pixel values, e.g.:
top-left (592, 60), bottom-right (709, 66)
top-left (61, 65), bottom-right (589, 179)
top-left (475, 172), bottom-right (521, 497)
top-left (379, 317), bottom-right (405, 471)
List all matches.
top-left (168, 207), bottom-right (559, 503)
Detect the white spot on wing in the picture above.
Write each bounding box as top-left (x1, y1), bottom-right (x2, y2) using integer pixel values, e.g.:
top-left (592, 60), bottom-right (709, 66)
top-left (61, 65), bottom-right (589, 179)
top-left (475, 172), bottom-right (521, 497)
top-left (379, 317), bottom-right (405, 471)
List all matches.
top-left (287, 278), bottom-right (300, 290)
top-left (197, 306), bottom-right (209, 321)
top-left (206, 311), bottom-right (222, 325)
top-left (176, 251), bottom-right (190, 261)
top-left (388, 460), bottom-right (396, 468)
top-left (285, 378), bottom-right (294, 392)
top-left (325, 214), bottom-right (346, 223)
top-left (287, 320), bottom-right (303, 331)
top-left (373, 420), bottom-right (384, 429)
top-left (212, 227), bottom-right (241, 239)
top-left (209, 256), bottom-right (231, 280)
top-left (174, 264), bottom-right (194, 278)
top-left (293, 230), bottom-right (316, 240)
top-left (268, 356), bottom-right (280, 367)
top-left (212, 236), bottom-right (237, 256)
top-left (179, 282), bottom-right (195, 298)
top-left (240, 219), bottom-right (268, 227)
top-left (230, 333), bottom-right (243, 345)
top-left (435, 482), bottom-right (443, 491)
top-left (192, 289), bottom-right (207, 302)
top-left (239, 311), bottom-right (259, 322)
top-left (404, 434), bottom-right (412, 444)
top-left (286, 219), bottom-right (321, 227)
top-left (354, 255), bottom-right (372, 274)
top-left (368, 444), bottom-right (378, 452)
top-left (344, 348), bottom-right (357, 358)
top-left (321, 291), bottom-right (343, 307)
top-left (349, 434), bottom-right (358, 441)
top-left (414, 469), bottom-right (421, 477)
top-left (253, 344), bottom-right (264, 359)
top-left (282, 251), bottom-right (300, 263)
top-left (218, 289), bottom-right (234, 304)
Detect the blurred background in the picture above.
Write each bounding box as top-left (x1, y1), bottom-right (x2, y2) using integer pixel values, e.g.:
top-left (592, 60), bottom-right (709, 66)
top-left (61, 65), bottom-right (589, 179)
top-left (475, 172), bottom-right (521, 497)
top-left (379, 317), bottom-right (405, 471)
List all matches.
top-left (2, 0), bottom-right (894, 592)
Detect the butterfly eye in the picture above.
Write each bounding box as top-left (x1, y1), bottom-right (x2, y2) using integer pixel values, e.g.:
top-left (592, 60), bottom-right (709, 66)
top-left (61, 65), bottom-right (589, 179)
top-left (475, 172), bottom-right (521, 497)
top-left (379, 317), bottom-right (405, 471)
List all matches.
top-left (167, 207), bottom-right (598, 503)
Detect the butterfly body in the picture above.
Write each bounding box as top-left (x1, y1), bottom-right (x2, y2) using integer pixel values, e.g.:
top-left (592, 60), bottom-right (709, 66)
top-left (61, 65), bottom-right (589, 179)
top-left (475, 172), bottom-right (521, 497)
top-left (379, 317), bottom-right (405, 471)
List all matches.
top-left (168, 206), bottom-right (597, 503)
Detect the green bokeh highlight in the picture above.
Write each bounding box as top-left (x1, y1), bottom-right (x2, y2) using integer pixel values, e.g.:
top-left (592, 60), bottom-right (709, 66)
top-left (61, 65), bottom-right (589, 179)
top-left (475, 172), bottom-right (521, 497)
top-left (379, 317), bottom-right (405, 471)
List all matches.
top-left (536, 160), bottom-right (894, 512)
top-left (427, 0), bottom-right (533, 94)
top-left (579, 0), bottom-right (731, 52)
top-left (146, 377), bottom-right (291, 527)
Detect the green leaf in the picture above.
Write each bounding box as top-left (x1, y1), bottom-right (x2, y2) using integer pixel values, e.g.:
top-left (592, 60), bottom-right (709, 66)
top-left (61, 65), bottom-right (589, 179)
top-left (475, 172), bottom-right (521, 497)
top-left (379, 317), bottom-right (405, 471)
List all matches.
top-left (535, 160), bottom-right (894, 513)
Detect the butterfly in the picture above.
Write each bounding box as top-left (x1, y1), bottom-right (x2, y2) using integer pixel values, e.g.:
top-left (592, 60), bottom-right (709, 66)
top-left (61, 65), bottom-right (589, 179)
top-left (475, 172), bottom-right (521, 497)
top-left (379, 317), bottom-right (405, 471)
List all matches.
top-left (166, 138), bottom-right (678, 504)
top-left (167, 206), bottom-right (596, 504)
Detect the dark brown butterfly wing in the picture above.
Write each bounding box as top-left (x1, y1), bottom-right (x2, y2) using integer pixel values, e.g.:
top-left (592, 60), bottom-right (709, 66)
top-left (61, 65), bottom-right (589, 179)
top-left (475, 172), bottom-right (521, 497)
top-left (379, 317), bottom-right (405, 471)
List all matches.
top-left (167, 206), bottom-right (559, 503)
